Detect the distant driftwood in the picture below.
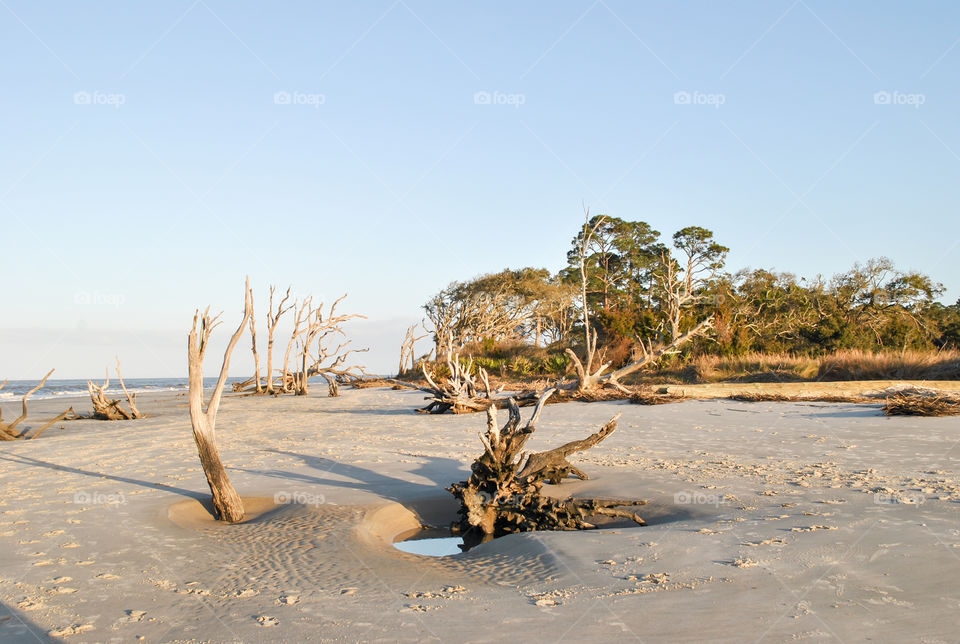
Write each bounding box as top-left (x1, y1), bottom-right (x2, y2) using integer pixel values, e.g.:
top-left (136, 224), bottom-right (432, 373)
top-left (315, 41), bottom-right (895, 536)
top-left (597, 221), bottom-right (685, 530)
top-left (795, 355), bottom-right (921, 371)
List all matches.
top-left (233, 285), bottom-right (368, 398)
top-left (87, 357), bottom-right (144, 420)
top-left (0, 370), bottom-right (77, 440)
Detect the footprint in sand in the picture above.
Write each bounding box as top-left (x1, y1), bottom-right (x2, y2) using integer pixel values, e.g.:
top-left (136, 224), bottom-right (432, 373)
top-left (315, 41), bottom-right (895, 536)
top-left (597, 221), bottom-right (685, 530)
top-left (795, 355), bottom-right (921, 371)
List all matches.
top-left (48, 624), bottom-right (94, 637)
top-left (120, 610), bottom-right (147, 623)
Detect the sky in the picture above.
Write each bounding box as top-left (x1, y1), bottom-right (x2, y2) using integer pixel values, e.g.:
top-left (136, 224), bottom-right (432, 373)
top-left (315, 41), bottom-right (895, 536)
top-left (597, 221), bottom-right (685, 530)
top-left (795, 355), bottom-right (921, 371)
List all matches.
top-left (1, 1), bottom-right (959, 379)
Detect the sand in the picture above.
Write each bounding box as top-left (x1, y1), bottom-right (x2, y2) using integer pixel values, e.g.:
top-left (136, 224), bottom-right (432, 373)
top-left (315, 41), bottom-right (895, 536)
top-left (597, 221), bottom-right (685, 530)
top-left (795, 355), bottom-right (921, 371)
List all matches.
top-left (1, 386), bottom-right (959, 642)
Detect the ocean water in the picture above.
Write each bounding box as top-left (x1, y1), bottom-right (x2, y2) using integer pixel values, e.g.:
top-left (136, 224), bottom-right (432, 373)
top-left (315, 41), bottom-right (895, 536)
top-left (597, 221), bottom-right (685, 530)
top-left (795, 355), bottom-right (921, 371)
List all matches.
top-left (0, 377), bottom-right (242, 401)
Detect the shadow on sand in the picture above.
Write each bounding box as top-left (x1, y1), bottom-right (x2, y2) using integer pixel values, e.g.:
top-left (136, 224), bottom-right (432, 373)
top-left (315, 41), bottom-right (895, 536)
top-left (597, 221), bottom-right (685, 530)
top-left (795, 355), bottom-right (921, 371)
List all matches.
top-left (0, 453), bottom-right (208, 501)
top-left (0, 600), bottom-right (56, 643)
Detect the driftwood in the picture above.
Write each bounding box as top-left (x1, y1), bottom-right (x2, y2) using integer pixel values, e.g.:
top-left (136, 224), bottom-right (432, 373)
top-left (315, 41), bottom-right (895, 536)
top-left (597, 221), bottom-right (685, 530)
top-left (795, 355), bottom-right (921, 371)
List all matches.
top-left (187, 278), bottom-right (250, 523)
top-left (1, 370), bottom-right (77, 440)
top-left (398, 322), bottom-right (429, 377)
top-left (87, 357), bottom-right (143, 420)
top-left (265, 286), bottom-right (293, 394)
top-left (393, 352), bottom-right (502, 414)
top-left (247, 283), bottom-right (263, 394)
top-left (233, 289), bottom-right (367, 397)
top-left (447, 389), bottom-right (646, 547)
top-left (564, 210), bottom-right (714, 393)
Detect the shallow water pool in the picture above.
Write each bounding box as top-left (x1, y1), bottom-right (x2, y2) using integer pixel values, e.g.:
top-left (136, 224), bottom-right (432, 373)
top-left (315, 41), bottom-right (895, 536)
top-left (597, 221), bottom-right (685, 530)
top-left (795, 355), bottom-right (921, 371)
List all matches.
top-left (393, 534), bottom-right (464, 557)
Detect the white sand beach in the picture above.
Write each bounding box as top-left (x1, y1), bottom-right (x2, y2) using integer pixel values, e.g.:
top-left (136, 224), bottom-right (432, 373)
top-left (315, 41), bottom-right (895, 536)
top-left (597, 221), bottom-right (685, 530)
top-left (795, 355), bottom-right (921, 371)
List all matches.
top-left (1, 387), bottom-right (959, 642)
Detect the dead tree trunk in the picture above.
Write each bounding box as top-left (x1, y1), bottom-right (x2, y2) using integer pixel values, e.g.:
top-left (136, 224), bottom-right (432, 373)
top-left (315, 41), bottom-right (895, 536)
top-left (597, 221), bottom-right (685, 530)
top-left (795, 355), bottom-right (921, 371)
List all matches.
top-left (1, 369), bottom-right (63, 440)
top-left (115, 357), bottom-right (143, 418)
top-left (606, 317), bottom-right (713, 389)
top-left (282, 299), bottom-right (310, 394)
top-left (447, 390), bottom-right (646, 547)
top-left (247, 284), bottom-right (263, 394)
top-left (187, 277), bottom-right (251, 523)
top-left (565, 211), bottom-right (613, 392)
top-left (265, 286), bottom-right (293, 395)
top-left (398, 322), bottom-right (429, 377)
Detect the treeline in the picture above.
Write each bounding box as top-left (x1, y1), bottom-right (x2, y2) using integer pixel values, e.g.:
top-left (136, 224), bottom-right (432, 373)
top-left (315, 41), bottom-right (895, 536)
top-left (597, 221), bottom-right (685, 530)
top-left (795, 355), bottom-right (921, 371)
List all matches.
top-left (423, 215), bottom-right (960, 372)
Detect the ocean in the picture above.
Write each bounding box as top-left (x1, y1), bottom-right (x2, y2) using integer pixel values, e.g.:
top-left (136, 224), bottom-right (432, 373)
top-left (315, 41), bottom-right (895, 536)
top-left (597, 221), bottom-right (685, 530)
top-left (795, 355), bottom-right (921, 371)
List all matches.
top-left (0, 377), bottom-right (244, 401)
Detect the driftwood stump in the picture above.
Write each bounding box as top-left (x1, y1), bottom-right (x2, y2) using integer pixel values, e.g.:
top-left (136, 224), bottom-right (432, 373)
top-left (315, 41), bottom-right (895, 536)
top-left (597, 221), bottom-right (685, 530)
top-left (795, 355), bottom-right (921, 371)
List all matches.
top-left (448, 389), bottom-right (646, 548)
top-left (87, 358), bottom-right (143, 420)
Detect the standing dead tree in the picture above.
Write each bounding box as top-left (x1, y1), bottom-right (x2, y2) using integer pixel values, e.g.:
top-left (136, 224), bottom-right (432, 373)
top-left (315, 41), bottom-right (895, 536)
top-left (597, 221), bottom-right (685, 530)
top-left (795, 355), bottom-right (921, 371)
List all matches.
top-left (0, 370), bottom-right (76, 440)
top-left (565, 213), bottom-right (713, 394)
top-left (393, 352), bottom-right (501, 414)
top-left (87, 357), bottom-right (144, 420)
top-left (265, 286), bottom-right (293, 394)
top-left (397, 321), bottom-right (429, 377)
top-left (447, 390), bottom-right (646, 548)
top-left (564, 211), bottom-right (615, 392)
top-left (187, 278), bottom-right (251, 523)
top-left (308, 338), bottom-right (368, 397)
top-left (247, 283), bottom-right (263, 394)
top-left (289, 295), bottom-right (367, 397)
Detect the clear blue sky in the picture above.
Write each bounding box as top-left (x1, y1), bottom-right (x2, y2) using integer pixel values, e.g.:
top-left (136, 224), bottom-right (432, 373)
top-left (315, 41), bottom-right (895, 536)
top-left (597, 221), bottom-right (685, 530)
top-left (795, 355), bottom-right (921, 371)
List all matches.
top-left (2, 1), bottom-right (958, 378)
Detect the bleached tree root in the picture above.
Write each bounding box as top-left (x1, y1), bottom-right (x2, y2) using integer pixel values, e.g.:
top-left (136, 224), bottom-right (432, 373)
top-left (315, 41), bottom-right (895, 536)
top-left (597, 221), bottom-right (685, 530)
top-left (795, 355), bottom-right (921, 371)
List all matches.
top-left (392, 352), bottom-right (502, 414)
top-left (447, 390), bottom-right (646, 547)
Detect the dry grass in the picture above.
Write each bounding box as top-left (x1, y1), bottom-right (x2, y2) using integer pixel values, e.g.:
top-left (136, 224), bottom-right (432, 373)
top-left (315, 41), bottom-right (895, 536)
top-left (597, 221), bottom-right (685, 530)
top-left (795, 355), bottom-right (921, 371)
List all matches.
top-left (727, 392), bottom-right (866, 403)
top-left (645, 349), bottom-right (960, 384)
top-left (818, 349), bottom-right (960, 381)
top-left (351, 378), bottom-right (398, 389)
top-left (882, 391), bottom-right (960, 416)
